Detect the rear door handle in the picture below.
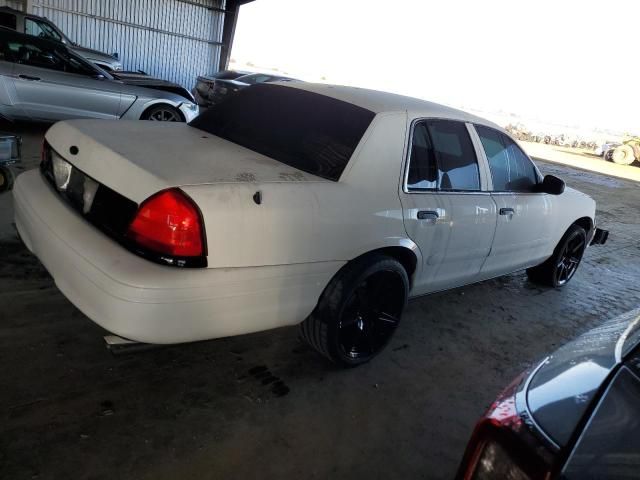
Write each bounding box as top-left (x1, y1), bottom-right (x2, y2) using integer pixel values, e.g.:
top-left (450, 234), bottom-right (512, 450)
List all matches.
top-left (417, 210), bottom-right (439, 221)
top-left (499, 207), bottom-right (515, 216)
top-left (18, 74), bottom-right (41, 81)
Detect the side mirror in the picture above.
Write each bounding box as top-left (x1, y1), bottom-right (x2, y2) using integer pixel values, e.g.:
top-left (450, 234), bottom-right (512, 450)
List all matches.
top-left (539, 174), bottom-right (565, 195)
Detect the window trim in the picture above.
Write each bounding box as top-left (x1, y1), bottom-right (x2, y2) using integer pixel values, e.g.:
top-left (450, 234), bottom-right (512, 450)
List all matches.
top-left (402, 117), bottom-right (487, 195)
top-left (472, 123), bottom-right (544, 194)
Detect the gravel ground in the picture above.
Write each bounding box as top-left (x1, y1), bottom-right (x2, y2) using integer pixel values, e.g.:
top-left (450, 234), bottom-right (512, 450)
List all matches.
top-left (0, 124), bottom-right (639, 480)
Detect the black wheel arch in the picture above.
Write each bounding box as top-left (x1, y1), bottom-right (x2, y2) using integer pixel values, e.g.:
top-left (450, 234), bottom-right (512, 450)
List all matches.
top-left (573, 216), bottom-right (593, 237)
top-left (350, 247), bottom-right (417, 285)
top-left (311, 246), bottom-right (418, 314)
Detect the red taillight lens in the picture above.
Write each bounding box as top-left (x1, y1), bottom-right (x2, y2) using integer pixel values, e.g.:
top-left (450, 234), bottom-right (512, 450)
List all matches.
top-left (457, 371), bottom-right (555, 480)
top-left (127, 189), bottom-right (204, 258)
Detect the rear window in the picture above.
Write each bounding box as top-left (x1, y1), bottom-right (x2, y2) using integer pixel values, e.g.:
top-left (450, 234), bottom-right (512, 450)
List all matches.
top-left (214, 70), bottom-right (246, 80)
top-left (189, 84), bottom-right (375, 181)
top-left (0, 12), bottom-right (16, 30)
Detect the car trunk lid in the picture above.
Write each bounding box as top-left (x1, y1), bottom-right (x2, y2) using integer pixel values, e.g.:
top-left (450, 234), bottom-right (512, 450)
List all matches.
top-left (45, 120), bottom-right (327, 203)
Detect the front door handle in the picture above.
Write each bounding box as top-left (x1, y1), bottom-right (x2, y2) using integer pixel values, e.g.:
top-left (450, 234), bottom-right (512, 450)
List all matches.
top-left (499, 207), bottom-right (515, 216)
top-left (417, 210), bottom-right (439, 221)
top-left (18, 74), bottom-right (41, 81)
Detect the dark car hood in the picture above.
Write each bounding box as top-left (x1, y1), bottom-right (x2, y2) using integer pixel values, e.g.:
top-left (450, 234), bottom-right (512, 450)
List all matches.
top-left (212, 78), bottom-right (249, 87)
top-left (527, 308), bottom-right (640, 446)
top-left (114, 72), bottom-right (178, 86)
top-left (113, 73), bottom-right (194, 102)
top-left (69, 44), bottom-right (116, 61)
top-left (197, 71), bottom-right (250, 82)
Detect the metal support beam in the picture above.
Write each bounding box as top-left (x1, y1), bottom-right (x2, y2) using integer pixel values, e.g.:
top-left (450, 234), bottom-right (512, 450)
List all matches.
top-left (218, 0), bottom-right (242, 71)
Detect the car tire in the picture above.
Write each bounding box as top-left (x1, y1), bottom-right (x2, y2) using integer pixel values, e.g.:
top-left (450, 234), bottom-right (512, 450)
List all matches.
top-left (526, 224), bottom-right (587, 288)
top-left (141, 104), bottom-right (184, 122)
top-left (611, 145), bottom-right (635, 165)
top-left (300, 254), bottom-right (409, 367)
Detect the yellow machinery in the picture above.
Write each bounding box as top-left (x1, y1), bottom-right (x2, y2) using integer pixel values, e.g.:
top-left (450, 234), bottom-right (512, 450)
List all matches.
top-left (611, 136), bottom-right (640, 165)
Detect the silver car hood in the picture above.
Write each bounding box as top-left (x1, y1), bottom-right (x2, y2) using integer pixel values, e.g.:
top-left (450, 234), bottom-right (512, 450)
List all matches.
top-left (113, 73), bottom-right (194, 102)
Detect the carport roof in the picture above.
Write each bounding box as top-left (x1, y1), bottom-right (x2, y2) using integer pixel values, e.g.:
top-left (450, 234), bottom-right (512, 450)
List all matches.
top-left (275, 81), bottom-right (499, 127)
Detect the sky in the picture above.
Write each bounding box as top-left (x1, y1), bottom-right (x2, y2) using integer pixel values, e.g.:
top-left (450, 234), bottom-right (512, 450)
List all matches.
top-left (231, 0), bottom-right (639, 134)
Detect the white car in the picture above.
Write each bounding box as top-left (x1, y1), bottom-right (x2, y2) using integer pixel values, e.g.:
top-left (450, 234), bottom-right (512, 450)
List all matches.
top-left (13, 82), bottom-right (608, 366)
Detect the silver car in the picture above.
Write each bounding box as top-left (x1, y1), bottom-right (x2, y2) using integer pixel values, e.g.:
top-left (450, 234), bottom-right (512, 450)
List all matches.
top-left (0, 6), bottom-right (122, 72)
top-left (0, 29), bottom-right (198, 123)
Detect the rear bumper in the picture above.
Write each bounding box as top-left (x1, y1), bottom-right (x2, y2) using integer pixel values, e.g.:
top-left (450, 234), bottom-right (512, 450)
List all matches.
top-left (13, 169), bottom-right (341, 344)
top-left (590, 227), bottom-right (609, 245)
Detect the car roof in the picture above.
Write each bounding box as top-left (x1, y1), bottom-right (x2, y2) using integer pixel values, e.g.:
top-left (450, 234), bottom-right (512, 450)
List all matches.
top-left (0, 6), bottom-right (22, 14)
top-left (272, 81), bottom-right (501, 128)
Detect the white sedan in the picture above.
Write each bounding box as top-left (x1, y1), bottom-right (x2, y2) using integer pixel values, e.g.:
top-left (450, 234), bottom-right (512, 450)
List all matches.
top-left (13, 82), bottom-right (608, 366)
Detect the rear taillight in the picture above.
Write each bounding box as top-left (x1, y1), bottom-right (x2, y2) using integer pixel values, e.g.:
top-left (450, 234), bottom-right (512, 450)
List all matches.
top-left (127, 189), bottom-right (205, 259)
top-left (457, 371), bottom-right (556, 480)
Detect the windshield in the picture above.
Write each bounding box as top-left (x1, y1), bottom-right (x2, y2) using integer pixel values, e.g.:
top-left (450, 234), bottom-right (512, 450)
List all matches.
top-left (214, 70), bottom-right (247, 79)
top-left (25, 17), bottom-right (62, 42)
top-left (189, 84), bottom-right (375, 181)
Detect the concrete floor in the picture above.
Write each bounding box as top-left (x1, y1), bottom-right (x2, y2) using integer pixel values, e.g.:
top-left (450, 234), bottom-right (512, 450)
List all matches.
top-left (1, 122), bottom-right (639, 480)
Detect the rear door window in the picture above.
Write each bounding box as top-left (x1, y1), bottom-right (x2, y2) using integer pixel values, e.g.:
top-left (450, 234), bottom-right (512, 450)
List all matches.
top-left (407, 119), bottom-right (480, 191)
top-left (8, 39), bottom-right (63, 70)
top-left (475, 125), bottom-right (539, 192)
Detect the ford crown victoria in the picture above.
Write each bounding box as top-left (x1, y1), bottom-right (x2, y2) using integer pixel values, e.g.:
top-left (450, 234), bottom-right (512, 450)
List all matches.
top-left (13, 82), bottom-right (608, 366)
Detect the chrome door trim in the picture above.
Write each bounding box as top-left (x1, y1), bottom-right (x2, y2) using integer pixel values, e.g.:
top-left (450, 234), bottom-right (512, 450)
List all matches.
top-left (467, 122), bottom-right (494, 191)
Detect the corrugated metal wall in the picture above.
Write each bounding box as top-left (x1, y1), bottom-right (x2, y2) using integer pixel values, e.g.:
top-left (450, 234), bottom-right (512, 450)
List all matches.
top-left (29, 0), bottom-right (226, 89)
top-left (0, 0), bottom-right (26, 10)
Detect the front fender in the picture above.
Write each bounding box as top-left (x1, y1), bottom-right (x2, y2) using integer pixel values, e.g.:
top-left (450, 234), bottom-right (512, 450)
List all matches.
top-left (551, 187), bottom-right (596, 247)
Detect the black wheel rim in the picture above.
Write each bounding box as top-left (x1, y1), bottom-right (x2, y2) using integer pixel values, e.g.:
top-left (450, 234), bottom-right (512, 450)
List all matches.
top-left (555, 234), bottom-right (585, 285)
top-left (337, 270), bottom-right (405, 360)
top-left (148, 108), bottom-right (181, 121)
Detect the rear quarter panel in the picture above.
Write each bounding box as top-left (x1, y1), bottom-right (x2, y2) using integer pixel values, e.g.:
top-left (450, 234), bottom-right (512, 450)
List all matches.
top-left (183, 112), bottom-right (414, 269)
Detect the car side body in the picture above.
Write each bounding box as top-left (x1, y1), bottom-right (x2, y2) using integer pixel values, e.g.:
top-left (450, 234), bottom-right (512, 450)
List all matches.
top-left (0, 28), bottom-right (198, 122)
top-left (0, 6), bottom-right (123, 72)
top-left (12, 82), bottom-right (604, 358)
